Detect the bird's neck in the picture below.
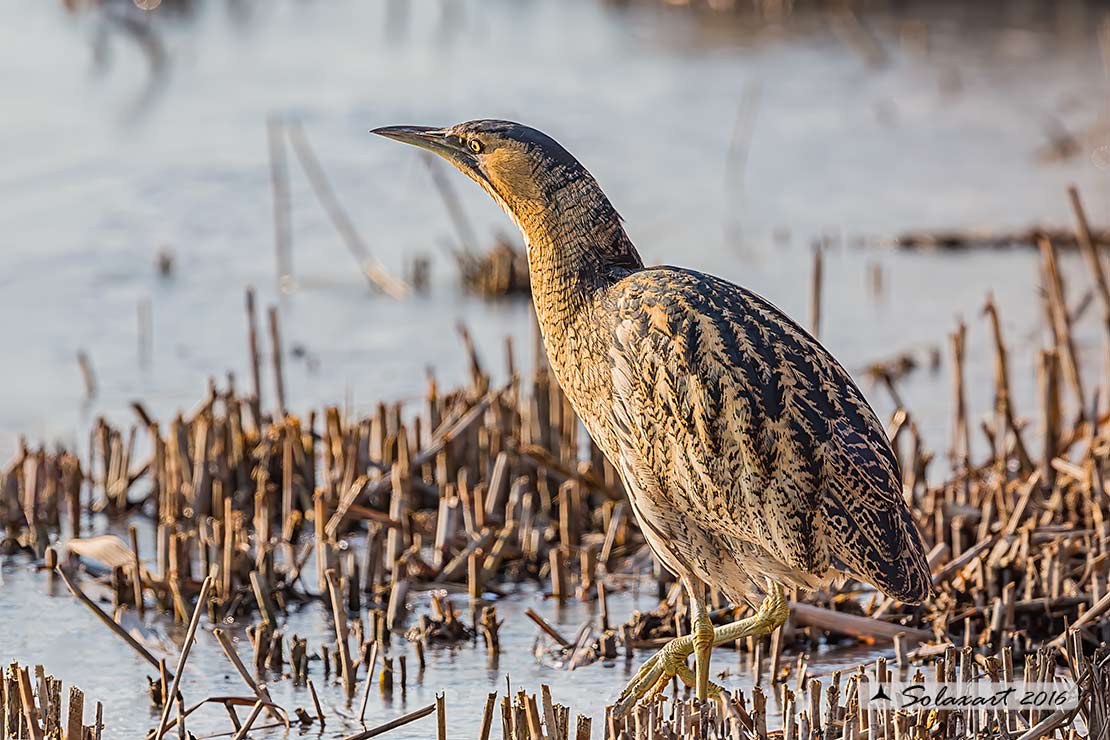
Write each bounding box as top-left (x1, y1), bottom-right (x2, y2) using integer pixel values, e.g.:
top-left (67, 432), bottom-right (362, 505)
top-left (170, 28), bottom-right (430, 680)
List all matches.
top-left (511, 177), bottom-right (642, 329)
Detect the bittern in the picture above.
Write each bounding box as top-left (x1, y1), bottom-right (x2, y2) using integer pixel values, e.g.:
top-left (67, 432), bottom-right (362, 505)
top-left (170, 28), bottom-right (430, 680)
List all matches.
top-left (373, 120), bottom-right (932, 714)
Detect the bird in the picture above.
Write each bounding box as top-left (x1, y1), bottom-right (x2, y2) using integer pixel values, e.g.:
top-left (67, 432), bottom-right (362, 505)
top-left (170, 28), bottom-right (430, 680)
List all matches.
top-left (372, 120), bottom-right (932, 714)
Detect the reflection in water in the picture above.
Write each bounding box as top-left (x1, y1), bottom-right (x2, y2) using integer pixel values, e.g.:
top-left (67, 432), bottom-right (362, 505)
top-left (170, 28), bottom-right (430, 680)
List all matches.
top-left (90, 5), bottom-right (169, 120)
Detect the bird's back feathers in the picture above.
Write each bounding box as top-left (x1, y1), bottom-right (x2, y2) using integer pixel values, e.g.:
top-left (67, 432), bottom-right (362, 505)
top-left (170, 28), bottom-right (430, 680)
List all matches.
top-left (601, 266), bottom-right (932, 604)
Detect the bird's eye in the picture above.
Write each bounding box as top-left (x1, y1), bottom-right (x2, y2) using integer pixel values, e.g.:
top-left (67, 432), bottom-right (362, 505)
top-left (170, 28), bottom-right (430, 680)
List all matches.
top-left (468, 139), bottom-right (483, 154)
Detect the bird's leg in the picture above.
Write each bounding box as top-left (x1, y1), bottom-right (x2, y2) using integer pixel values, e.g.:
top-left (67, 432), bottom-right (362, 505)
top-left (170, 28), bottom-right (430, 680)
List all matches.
top-left (613, 580), bottom-right (790, 717)
top-left (708, 580), bottom-right (789, 647)
top-left (613, 579), bottom-right (708, 718)
top-left (690, 587), bottom-right (715, 703)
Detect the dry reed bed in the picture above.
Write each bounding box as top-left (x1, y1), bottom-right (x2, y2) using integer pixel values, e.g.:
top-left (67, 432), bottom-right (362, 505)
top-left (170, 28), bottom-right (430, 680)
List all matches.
top-left (1, 663), bottom-right (102, 740)
top-left (4, 189), bottom-right (1110, 738)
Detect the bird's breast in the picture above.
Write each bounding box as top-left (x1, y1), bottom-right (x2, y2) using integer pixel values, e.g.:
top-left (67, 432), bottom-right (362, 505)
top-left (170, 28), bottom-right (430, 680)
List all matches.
top-left (534, 305), bottom-right (620, 455)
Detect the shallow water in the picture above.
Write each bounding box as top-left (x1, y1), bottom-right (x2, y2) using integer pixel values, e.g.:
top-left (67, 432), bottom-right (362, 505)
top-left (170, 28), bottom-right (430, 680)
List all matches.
top-left (2, 0), bottom-right (1109, 458)
top-left (2, 516), bottom-right (893, 739)
top-left (2, 0), bottom-right (1110, 736)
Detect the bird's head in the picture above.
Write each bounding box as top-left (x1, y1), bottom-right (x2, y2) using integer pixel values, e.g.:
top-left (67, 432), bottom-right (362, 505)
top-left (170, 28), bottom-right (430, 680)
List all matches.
top-left (373, 119), bottom-right (642, 273)
top-left (372, 119), bottom-right (586, 223)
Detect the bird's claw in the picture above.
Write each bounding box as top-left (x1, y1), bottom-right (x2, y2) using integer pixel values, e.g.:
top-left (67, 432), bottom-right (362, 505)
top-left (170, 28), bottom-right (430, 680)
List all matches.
top-left (614, 585), bottom-right (788, 717)
top-left (613, 635), bottom-right (723, 717)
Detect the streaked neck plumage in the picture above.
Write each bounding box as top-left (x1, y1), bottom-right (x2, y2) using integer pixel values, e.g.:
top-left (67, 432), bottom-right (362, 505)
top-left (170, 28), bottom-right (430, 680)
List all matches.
top-left (491, 166), bottom-right (643, 330)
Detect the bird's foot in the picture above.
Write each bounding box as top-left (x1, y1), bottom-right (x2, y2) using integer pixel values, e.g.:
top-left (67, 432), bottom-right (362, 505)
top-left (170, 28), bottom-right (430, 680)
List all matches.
top-left (613, 634), bottom-right (723, 717)
top-left (613, 583), bottom-right (788, 717)
top-left (710, 581), bottom-right (789, 644)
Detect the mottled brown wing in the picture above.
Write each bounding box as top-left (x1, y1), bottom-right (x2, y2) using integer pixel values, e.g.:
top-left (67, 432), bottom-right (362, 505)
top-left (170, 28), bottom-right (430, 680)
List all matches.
top-left (605, 266), bottom-right (932, 603)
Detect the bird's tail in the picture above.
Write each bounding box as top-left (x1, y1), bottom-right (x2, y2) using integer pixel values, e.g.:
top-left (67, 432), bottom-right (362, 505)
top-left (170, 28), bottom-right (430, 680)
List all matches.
top-left (827, 498), bottom-right (933, 604)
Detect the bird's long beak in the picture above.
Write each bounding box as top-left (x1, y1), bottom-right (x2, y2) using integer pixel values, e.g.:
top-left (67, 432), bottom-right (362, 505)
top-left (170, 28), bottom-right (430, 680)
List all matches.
top-left (372, 124), bottom-right (489, 187)
top-left (371, 125), bottom-right (457, 159)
